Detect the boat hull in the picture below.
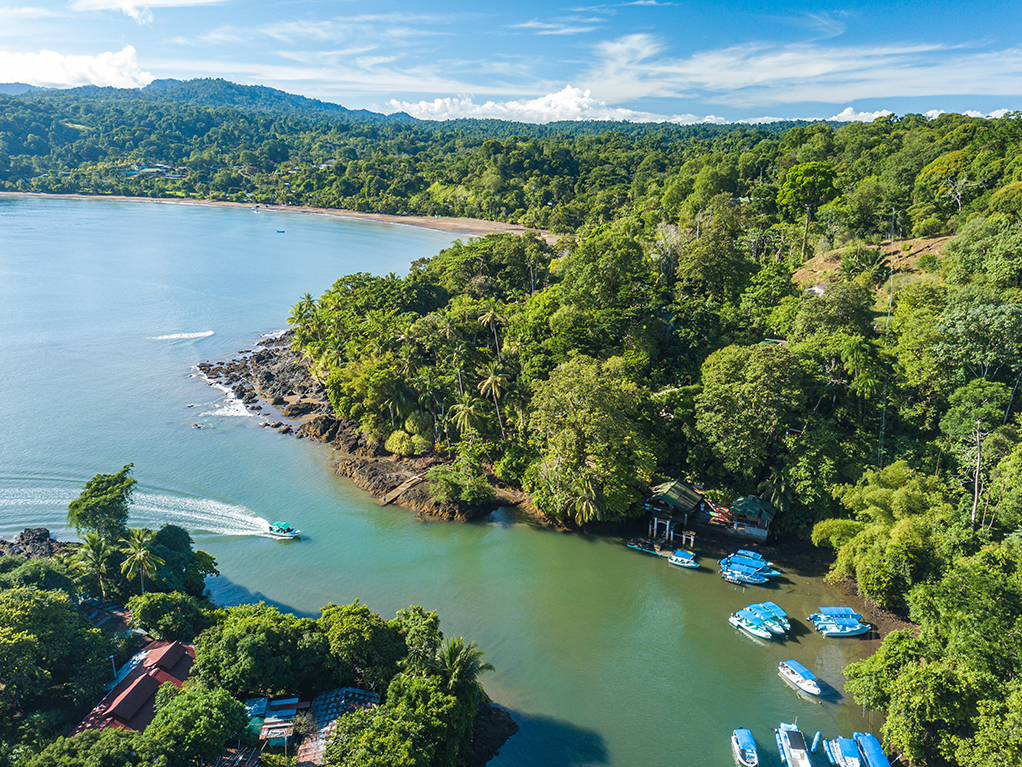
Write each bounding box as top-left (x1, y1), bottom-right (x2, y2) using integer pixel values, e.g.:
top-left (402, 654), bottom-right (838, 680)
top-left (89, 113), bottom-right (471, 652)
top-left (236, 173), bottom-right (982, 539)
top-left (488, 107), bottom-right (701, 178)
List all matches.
top-left (729, 614), bottom-right (773, 640)
top-left (732, 729), bottom-right (759, 767)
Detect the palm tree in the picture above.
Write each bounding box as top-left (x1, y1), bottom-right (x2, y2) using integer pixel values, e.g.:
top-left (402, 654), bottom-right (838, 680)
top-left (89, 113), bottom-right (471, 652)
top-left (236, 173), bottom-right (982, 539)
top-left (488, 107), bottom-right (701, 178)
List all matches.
top-left (477, 300), bottom-right (505, 363)
top-left (573, 474), bottom-right (603, 526)
top-left (449, 394), bottom-right (485, 436)
top-left (477, 363), bottom-right (509, 440)
top-left (75, 532), bottom-right (115, 599)
top-left (119, 528), bottom-right (164, 595)
top-left (288, 293), bottom-right (316, 345)
top-left (434, 636), bottom-right (494, 705)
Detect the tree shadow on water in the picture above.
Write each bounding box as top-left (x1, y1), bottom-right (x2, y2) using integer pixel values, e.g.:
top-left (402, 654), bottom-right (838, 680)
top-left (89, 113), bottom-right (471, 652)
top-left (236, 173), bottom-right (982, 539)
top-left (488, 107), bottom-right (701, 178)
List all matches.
top-left (205, 574), bottom-right (318, 618)
top-left (497, 709), bottom-right (609, 767)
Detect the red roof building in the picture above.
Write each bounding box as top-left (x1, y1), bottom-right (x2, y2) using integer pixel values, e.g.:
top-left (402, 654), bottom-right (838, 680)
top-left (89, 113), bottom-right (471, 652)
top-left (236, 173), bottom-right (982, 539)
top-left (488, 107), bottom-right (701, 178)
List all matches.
top-left (73, 641), bottom-right (195, 735)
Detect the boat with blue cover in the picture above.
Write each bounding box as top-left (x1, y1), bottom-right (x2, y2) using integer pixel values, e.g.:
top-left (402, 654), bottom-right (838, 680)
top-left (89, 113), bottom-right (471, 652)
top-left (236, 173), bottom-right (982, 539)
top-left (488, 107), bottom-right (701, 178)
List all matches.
top-left (731, 728), bottom-right (759, 767)
top-left (720, 562), bottom-right (770, 585)
top-left (810, 606), bottom-right (862, 621)
top-left (267, 521), bottom-right (300, 539)
top-left (729, 609), bottom-right (774, 639)
top-left (756, 601), bottom-right (791, 631)
top-left (667, 550), bottom-right (699, 568)
top-left (746, 604), bottom-right (787, 635)
top-left (823, 737), bottom-right (863, 767)
top-left (808, 607), bottom-right (871, 636)
top-left (854, 732), bottom-right (891, 767)
top-left (776, 723), bottom-right (813, 767)
top-left (720, 554), bottom-right (782, 577)
top-left (778, 659), bottom-right (822, 696)
top-left (737, 548), bottom-right (774, 566)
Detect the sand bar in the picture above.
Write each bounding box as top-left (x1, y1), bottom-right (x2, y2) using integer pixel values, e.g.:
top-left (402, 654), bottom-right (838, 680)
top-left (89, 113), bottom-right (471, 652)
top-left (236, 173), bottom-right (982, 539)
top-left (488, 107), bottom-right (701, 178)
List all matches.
top-left (0, 192), bottom-right (560, 243)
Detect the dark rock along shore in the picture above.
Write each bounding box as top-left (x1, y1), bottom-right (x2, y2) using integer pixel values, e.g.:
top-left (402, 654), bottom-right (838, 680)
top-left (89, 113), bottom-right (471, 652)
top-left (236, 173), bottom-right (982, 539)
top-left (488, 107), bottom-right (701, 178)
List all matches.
top-left (0, 527), bottom-right (68, 559)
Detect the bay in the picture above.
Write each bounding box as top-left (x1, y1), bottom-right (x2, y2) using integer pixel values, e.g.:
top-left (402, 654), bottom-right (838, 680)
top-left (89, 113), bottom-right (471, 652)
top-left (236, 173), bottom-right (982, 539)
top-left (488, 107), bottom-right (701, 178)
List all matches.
top-left (0, 195), bottom-right (882, 766)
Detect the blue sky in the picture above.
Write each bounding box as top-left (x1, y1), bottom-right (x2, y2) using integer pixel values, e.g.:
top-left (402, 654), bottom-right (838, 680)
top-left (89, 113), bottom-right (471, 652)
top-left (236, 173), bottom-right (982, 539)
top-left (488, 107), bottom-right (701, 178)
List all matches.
top-left (0, 0), bottom-right (1020, 123)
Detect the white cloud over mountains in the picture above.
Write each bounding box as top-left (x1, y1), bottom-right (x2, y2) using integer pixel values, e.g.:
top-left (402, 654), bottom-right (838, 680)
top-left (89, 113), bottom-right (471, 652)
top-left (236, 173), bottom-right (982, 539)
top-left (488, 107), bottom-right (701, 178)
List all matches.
top-left (0, 45), bottom-right (153, 88)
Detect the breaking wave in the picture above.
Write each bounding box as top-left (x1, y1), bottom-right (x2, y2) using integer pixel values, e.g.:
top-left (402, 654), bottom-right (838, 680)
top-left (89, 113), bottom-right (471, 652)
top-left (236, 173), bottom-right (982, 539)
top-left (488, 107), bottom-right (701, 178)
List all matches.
top-left (199, 381), bottom-right (254, 418)
top-left (149, 330), bottom-right (215, 340)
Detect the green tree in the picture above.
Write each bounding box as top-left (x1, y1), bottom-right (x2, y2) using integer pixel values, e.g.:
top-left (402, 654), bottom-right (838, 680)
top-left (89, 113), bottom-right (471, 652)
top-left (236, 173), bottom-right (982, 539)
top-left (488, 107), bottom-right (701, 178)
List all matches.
top-left (319, 601), bottom-right (406, 692)
top-left (66, 464), bottom-right (136, 541)
top-left (477, 363), bottom-right (509, 440)
top-left (127, 592), bottom-right (210, 642)
top-left (139, 684), bottom-right (248, 767)
top-left (27, 729), bottom-right (140, 767)
top-left (72, 533), bottom-right (115, 600)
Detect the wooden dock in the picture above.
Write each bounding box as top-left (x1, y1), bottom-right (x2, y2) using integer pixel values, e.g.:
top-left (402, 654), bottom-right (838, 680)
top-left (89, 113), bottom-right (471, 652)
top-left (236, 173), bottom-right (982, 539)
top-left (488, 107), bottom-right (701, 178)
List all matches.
top-left (378, 475), bottom-right (424, 506)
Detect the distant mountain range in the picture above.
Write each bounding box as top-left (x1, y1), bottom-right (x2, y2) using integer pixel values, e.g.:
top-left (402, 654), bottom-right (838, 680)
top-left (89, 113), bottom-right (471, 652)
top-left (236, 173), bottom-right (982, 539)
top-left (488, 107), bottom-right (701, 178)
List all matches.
top-left (0, 78), bottom-right (414, 123)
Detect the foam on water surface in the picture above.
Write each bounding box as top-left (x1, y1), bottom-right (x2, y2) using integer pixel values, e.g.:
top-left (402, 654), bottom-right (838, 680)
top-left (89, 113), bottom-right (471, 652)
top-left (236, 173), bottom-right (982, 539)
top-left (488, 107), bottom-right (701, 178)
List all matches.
top-left (149, 330), bottom-right (215, 340)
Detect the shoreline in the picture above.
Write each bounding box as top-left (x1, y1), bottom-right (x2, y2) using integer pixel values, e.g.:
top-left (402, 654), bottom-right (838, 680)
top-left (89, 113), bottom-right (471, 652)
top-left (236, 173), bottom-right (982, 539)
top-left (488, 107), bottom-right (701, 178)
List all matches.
top-left (0, 191), bottom-right (560, 242)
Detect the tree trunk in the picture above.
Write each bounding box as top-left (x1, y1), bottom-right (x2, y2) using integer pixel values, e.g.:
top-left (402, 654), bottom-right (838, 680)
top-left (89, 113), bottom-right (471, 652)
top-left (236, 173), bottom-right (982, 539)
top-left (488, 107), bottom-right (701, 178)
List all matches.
top-left (972, 420), bottom-right (982, 530)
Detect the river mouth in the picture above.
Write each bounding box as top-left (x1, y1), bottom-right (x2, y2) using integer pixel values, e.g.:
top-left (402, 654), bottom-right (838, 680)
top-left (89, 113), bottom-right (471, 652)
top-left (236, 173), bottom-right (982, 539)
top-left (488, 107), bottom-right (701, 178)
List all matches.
top-left (0, 196), bottom-right (883, 766)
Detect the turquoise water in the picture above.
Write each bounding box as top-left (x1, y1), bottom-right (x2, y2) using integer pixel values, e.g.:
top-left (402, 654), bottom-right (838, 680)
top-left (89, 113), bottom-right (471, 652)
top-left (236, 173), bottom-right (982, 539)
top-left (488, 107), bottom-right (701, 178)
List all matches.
top-left (0, 195), bottom-right (882, 766)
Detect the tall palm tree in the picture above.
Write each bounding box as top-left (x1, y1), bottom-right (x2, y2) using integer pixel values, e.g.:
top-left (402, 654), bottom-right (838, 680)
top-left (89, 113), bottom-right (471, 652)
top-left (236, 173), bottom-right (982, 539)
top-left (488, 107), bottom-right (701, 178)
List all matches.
top-left (119, 528), bottom-right (164, 595)
top-left (477, 300), bottom-right (505, 363)
top-left (288, 293), bottom-right (317, 345)
top-left (75, 532), bottom-right (115, 599)
top-left (573, 474), bottom-right (603, 526)
top-left (434, 636), bottom-right (494, 705)
top-left (477, 363), bottom-right (509, 440)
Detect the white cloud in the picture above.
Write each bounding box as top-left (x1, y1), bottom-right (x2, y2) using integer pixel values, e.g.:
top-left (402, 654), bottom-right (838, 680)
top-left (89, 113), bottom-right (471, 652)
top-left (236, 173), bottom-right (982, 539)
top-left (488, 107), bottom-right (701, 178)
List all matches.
top-left (829, 107), bottom-right (894, 122)
top-left (512, 19), bottom-right (603, 35)
top-left (0, 45), bottom-right (152, 87)
top-left (70, 0), bottom-right (226, 24)
top-left (581, 34), bottom-right (1022, 107)
top-left (387, 85), bottom-right (738, 123)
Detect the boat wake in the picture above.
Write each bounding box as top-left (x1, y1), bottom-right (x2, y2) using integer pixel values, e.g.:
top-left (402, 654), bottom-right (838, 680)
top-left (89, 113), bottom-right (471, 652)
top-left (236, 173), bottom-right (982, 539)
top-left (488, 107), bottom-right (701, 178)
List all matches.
top-left (150, 330), bottom-right (215, 340)
top-left (0, 488), bottom-right (269, 537)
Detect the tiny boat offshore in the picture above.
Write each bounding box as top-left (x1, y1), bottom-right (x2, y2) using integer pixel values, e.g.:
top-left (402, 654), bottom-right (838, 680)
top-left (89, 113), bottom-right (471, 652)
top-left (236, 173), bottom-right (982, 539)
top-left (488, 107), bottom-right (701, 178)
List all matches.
top-left (667, 550), bottom-right (698, 568)
top-left (778, 659), bottom-right (822, 696)
top-left (824, 737), bottom-right (863, 767)
top-left (267, 520), bottom-right (301, 539)
top-left (729, 609), bottom-right (774, 639)
top-left (776, 723), bottom-right (813, 767)
top-left (731, 728), bottom-right (759, 767)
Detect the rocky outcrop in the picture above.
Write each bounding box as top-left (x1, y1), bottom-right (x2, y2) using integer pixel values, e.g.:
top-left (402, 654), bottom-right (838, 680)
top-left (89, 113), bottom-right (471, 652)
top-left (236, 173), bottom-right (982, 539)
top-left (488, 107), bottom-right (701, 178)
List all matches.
top-left (468, 704), bottom-right (520, 767)
top-left (0, 528), bottom-right (68, 559)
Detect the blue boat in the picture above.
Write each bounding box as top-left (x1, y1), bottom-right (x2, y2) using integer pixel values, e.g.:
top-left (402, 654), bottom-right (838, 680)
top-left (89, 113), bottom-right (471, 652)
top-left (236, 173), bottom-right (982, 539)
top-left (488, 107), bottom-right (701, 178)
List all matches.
top-left (823, 737), bottom-right (863, 767)
top-left (811, 606), bottom-right (862, 621)
top-left (854, 732), bottom-right (891, 767)
top-left (737, 548), bottom-right (774, 565)
top-left (731, 728), bottom-right (759, 767)
top-left (776, 723), bottom-right (813, 767)
top-left (746, 604), bottom-right (787, 635)
top-left (720, 554), bottom-right (782, 577)
top-left (756, 601), bottom-right (791, 631)
top-left (778, 659), bottom-right (822, 696)
top-left (729, 609), bottom-right (773, 639)
top-left (720, 563), bottom-right (770, 585)
top-left (808, 607), bottom-right (871, 637)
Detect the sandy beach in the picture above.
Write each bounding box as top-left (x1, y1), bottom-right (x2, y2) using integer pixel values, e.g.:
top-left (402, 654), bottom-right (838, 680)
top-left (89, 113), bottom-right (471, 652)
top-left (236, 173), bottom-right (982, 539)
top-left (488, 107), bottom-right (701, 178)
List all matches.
top-left (0, 191), bottom-right (560, 243)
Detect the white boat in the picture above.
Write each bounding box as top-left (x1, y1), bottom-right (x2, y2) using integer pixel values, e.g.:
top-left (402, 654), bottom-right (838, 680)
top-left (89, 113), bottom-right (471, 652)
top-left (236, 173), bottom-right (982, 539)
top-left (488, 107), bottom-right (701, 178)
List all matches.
top-left (729, 610), bottom-right (773, 640)
top-left (778, 660), bottom-right (822, 696)
top-left (854, 732), bottom-right (891, 767)
top-left (668, 550), bottom-right (698, 568)
top-left (267, 520), bottom-right (300, 539)
top-left (732, 728), bottom-right (759, 767)
top-left (776, 723), bottom-right (813, 767)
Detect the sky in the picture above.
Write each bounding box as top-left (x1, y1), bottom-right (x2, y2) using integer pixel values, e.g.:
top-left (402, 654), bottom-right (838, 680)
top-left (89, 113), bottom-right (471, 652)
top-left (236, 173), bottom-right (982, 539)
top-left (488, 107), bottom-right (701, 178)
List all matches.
top-left (0, 0), bottom-right (1020, 124)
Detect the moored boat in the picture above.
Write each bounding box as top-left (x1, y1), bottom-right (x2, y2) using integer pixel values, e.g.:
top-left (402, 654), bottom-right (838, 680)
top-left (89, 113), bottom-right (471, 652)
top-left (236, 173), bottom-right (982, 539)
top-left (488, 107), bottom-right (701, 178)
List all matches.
top-left (729, 609), bottom-right (774, 639)
top-left (854, 732), bottom-right (891, 767)
top-left (756, 601), bottom-right (791, 631)
top-left (778, 659), bottom-right (822, 696)
top-left (747, 603), bottom-right (788, 634)
top-left (776, 723), bottom-right (813, 767)
top-left (627, 537), bottom-right (658, 554)
top-left (720, 554), bottom-right (782, 578)
top-left (823, 737), bottom-right (863, 767)
top-left (732, 728), bottom-right (759, 767)
top-left (668, 550), bottom-right (699, 568)
top-left (808, 607), bottom-right (871, 637)
top-left (737, 548), bottom-right (774, 566)
top-left (720, 562), bottom-right (770, 585)
top-left (267, 521), bottom-right (300, 539)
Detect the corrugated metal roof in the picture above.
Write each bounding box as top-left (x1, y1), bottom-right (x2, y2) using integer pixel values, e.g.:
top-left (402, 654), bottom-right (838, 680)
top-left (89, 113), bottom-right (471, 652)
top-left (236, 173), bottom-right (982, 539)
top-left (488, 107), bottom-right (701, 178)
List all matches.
top-left (649, 479), bottom-right (702, 512)
top-left (730, 496), bottom-right (778, 521)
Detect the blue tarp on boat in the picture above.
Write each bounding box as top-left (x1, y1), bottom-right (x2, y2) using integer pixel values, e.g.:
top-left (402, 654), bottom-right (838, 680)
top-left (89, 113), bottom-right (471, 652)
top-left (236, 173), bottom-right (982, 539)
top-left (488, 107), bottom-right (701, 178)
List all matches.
top-left (816, 616), bottom-right (865, 627)
top-left (734, 728), bottom-right (757, 751)
top-left (759, 601), bottom-right (787, 617)
top-left (783, 659), bottom-right (815, 680)
top-left (737, 549), bottom-right (764, 560)
top-left (818, 606), bottom-right (862, 618)
top-left (855, 732), bottom-right (891, 767)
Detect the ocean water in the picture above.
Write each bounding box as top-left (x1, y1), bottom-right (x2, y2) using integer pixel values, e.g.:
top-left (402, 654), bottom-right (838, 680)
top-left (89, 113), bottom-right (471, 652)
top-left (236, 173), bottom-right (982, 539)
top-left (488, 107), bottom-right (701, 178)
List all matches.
top-left (0, 195), bottom-right (881, 766)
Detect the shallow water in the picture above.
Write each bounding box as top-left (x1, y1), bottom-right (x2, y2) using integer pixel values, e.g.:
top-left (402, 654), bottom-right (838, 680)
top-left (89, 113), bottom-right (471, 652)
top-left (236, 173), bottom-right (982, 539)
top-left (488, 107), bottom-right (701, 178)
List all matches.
top-left (0, 195), bottom-right (884, 766)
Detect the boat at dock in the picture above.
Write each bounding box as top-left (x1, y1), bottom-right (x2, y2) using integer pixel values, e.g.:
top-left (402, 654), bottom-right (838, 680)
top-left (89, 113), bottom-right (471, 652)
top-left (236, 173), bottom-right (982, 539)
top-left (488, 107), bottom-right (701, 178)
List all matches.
top-left (267, 521), bottom-right (300, 539)
top-left (729, 609), bottom-right (774, 639)
top-left (627, 537), bottom-right (658, 555)
top-left (731, 728), bottom-right (759, 767)
top-left (854, 732), bottom-right (891, 767)
top-left (667, 550), bottom-right (698, 568)
top-left (778, 659), bottom-right (822, 696)
top-left (823, 737), bottom-right (863, 767)
top-left (776, 723), bottom-right (813, 767)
